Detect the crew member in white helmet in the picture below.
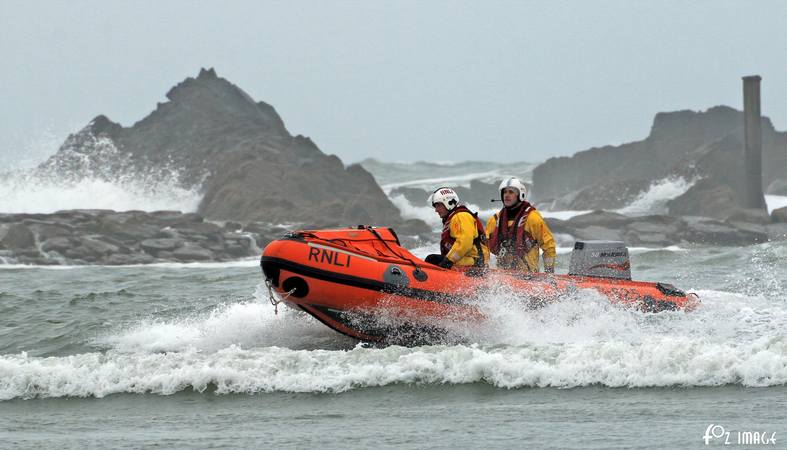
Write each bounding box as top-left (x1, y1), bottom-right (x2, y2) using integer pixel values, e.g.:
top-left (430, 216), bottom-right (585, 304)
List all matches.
top-left (425, 187), bottom-right (489, 270)
top-left (486, 177), bottom-right (556, 273)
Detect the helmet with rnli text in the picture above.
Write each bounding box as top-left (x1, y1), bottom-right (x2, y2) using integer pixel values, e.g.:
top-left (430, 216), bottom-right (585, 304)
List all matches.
top-left (428, 187), bottom-right (459, 211)
top-left (498, 177), bottom-right (528, 202)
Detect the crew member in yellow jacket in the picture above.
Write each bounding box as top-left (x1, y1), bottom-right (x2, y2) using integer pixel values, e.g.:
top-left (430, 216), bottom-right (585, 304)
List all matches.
top-left (424, 187), bottom-right (489, 270)
top-left (486, 177), bottom-right (556, 272)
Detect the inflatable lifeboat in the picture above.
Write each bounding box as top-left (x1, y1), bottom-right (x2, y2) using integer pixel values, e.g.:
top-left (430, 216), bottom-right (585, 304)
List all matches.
top-left (261, 226), bottom-right (698, 343)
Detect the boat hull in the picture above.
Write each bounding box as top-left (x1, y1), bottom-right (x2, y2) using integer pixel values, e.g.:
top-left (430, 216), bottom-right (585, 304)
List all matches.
top-left (261, 228), bottom-right (698, 343)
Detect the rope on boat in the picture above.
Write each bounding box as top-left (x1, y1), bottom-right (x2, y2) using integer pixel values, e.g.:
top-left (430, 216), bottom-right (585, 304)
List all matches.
top-left (265, 279), bottom-right (296, 315)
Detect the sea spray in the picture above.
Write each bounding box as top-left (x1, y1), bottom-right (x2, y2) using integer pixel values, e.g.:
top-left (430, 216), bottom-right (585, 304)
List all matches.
top-left (616, 176), bottom-right (697, 215)
top-left (0, 173), bottom-right (202, 213)
top-left (3, 278), bottom-right (784, 400)
top-left (3, 332), bottom-right (786, 400)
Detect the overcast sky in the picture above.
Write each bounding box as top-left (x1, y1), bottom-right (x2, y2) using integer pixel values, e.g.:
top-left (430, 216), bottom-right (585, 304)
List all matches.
top-left (1, 0), bottom-right (786, 169)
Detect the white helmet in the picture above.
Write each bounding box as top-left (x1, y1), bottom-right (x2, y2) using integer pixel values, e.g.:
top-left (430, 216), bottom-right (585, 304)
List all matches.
top-left (428, 187), bottom-right (459, 211)
top-left (498, 177), bottom-right (528, 202)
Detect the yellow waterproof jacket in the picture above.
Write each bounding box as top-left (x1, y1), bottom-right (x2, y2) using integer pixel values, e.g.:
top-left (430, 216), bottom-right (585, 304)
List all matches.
top-left (485, 208), bottom-right (556, 272)
top-left (442, 209), bottom-right (490, 267)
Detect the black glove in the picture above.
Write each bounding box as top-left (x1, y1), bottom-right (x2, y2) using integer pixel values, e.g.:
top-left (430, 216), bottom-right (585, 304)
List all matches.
top-left (545, 266), bottom-right (554, 274)
top-left (438, 258), bottom-right (454, 269)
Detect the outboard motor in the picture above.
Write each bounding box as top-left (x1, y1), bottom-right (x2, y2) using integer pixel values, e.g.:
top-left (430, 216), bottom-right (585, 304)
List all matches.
top-left (569, 240), bottom-right (631, 280)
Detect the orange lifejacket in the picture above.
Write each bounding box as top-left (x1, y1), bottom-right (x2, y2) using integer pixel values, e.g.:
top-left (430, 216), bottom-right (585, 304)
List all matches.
top-left (488, 202), bottom-right (538, 264)
top-left (440, 205), bottom-right (488, 267)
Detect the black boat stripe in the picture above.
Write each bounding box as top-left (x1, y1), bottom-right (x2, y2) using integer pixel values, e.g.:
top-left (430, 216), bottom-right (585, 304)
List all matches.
top-left (297, 304), bottom-right (382, 341)
top-left (261, 256), bottom-right (464, 305)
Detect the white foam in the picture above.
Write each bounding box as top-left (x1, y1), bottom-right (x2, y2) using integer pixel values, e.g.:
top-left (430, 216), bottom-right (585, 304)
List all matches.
top-left (2, 285), bottom-right (785, 399)
top-left (0, 172), bottom-right (202, 214)
top-left (389, 194), bottom-right (442, 227)
top-left (616, 177), bottom-right (696, 216)
top-left (2, 336), bottom-right (785, 399)
top-left (94, 284), bottom-right (354, 354)
top-left (539, 210), bottom-right (593, 220)
top-left (765, 195), bottom-right (787, 214)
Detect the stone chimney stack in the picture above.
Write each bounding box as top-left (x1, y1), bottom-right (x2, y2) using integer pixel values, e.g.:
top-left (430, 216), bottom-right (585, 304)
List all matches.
top-left (742, 75), bottom-right (766, 209)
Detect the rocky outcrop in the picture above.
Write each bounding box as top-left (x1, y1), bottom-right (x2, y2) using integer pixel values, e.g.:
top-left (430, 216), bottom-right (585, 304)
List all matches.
top-left (773, 206), bottom-right (787, 224)
top-left (0, 210), bottom-right (280, 265)
top-left (548, 210), bottom-right (777, 247)
top-left (1, 207), bottom-right (780, 266)
top-left (35, 68), bottom-right (425, 231)
top-left (532, 106), bottom-right (787, 214)
top-left (0, 209), bottom-right (431, 266)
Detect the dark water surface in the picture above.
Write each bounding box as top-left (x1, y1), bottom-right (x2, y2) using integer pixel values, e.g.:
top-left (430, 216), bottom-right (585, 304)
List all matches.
top-left (1, 243), bottom-right (786, 448)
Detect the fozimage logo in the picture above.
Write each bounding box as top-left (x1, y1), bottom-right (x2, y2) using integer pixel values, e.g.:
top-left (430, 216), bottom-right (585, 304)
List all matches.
top-left (703, 424), bottom-right (777, 446)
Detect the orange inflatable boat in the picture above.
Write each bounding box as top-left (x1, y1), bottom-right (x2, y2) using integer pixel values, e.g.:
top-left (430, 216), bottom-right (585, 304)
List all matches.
top-left (261, 226), bottom-right (698, 343)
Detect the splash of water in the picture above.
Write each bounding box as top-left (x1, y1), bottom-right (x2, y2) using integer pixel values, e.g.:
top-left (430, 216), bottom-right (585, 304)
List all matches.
top-left (0, 171), bottom-right (202, 213)
top-left (0, 126), bottom-right (204, 213)
top-left (616, 176), bottom-right (696, 215)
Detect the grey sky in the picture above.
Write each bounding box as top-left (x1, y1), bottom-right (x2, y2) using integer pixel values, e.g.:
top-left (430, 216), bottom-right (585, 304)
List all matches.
top-left (1, 0), bottom-right (786, 169)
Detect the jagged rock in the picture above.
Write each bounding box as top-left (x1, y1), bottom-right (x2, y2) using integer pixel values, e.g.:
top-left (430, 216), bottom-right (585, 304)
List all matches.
top-left (0, 224), bottom-right (35, 250)
top-left (622, 220), bottom-right (678, 247)
top-left (176, 222), bottom-right (222, 236)
top-left (33, 69), bottom-right (425, 233)
top-left (725, 208), bottom-right (772, 225)
top-left (172, 244), bottom-right (214, 261)
top-left (25, 220), bottom-right (75, 241)
top-left (40, 237), bottom-right (75, 253)
top-left (679, 217), bottom-right (767, 245)
top-left (97, 221), bottom-right (161, 243)
top-left (78, 237), bottom-right (121, 256)
top-left (563, 210), bottom-right (631, 229)
top-left (772, 206), bottom-right (787, 223)
top-left (667, 179), bottom-right (738, 219)
top-left (140, 238), bottom-right (183, 254)
top-left (532, 106), bottom-right (787, 215)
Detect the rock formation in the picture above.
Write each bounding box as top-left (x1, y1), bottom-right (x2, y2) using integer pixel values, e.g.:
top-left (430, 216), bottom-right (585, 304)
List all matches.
top-left (0, 210), bottom-right (284, 265)
top-left (547, 210), bottom-right (785, 247)
top-left (36, 68), bottom-right (428, 234)
top-left (532, 106), bottom-right (787, 217)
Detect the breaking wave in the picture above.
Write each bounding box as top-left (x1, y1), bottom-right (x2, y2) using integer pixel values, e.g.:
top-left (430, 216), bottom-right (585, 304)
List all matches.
top-left (0, 127), bottom-right (203, 213)
top-left (1, 282), bottom-right (785, 399)
top-left (0, 169), bottom-right (202, 214)
top-left (2, 336), bottom-right (784, 400)
top-left (766, 195), bottom-right (787, 214)
top-left (616, 176), bottom-right (696, 215)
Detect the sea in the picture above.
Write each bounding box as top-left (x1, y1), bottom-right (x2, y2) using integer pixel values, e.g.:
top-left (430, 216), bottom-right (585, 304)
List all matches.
top-left (1, 160), bottom-right (786, 448)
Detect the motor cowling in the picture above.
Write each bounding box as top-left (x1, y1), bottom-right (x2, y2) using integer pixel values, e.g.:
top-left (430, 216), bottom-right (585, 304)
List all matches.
top-left (569, 240), bottom-right (631, 280)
